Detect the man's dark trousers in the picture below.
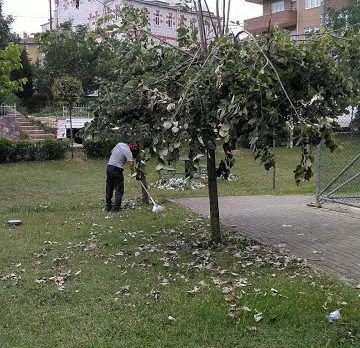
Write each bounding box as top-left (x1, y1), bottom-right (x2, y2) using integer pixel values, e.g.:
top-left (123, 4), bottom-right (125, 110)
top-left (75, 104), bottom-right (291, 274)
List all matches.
top-left (106, 165), bottom-right (124, 211)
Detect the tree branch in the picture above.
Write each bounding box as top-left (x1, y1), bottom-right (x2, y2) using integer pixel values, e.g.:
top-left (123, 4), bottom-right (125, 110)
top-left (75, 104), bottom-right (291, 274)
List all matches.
top-left (226, 0), bottom-right (231, 34)
top-left (203, 0), bottom-right (219, 39)
top-left (216, 0), bottom-right (222, 37)
top-left (194, 0), bottom-right (208, 51)
top-left (222, 0), bottom-right (226, 36)
top-left (235, 30), bottom-right (301, 120)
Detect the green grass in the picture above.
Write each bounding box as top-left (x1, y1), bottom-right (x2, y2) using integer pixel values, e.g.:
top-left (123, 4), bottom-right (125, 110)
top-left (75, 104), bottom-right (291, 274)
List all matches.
top-left (0, 149), bottom-right (359, 348)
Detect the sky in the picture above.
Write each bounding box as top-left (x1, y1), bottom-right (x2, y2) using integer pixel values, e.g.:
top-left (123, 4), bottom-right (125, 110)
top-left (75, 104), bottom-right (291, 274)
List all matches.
top-left (3, 0), bottom-right (262, 36)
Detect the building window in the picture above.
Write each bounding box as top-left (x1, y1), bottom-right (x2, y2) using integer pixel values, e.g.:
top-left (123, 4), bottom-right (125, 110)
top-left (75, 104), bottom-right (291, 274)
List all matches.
top-left (154, 10), bottom-right (161, 26)
top-left (304, 25), bottom-right (319, 34)
top-left (271, 1), bottom-right (285, 13)
top-left (305, 0), bottom-right (321, 9)
top-left (167, 13), bottom-right (175, 28)
top-left (114, 4), bottom-right (120, 21)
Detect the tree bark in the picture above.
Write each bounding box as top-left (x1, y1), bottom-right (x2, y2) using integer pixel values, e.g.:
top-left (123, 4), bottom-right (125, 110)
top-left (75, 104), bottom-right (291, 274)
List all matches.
top-left (69, 105), bottom-right (74, 159)
top-left (203, 0), bottom-right (219, 38)
top-left (215, 0), bottom-right (222, 37)
top-left (222, 0), bottom-right (226, 35)
top-left (226, 0), bottom-right (231, 34)
top-left (195, 0), bottom-right (207, 51)
top-left (140, 172), bottom-right (149, 205)
top-left (206, 148), bottom-right (221, 243)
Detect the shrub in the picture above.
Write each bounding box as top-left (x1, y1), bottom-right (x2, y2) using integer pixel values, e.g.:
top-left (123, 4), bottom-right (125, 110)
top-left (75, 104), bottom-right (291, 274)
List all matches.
top-left (83, 139), bottom-right (117, 159)
top-left (0, 138), bottom-right (69, 163)
top-left (36, 139), bottom-right (69, 160)
top-left (0, 138), bottom-right (14, 163)
top-left (9, 141), bottom-right (36, 162)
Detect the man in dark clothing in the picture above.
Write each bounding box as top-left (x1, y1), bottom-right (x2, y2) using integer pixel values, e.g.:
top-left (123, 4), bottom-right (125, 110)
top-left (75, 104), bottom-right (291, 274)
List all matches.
top-left (105, 142), bottom-right (138, 212)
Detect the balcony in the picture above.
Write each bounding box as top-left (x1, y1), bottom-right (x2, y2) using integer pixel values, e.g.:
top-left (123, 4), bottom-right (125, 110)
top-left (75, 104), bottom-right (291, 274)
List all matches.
top-left (244, 10), bottom-right (297, 33)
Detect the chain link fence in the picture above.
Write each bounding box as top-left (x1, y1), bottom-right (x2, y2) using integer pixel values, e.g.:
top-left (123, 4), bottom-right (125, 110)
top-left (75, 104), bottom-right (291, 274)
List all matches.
top-left (317, 128), bottom-right (360, 208)
top-left (315, 0), bottom-right (360, 208)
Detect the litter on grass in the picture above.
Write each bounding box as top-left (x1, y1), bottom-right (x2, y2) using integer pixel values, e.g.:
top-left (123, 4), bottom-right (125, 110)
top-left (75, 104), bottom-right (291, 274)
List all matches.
top-left (326, 309), bottom-right (341, 322)
top-left (151, 177), bottom-right (205, 191)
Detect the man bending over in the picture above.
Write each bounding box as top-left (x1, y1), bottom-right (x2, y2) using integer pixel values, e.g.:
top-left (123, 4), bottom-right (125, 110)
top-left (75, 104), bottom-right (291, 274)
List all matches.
top-left (105, 142), bottom-right (138, 212)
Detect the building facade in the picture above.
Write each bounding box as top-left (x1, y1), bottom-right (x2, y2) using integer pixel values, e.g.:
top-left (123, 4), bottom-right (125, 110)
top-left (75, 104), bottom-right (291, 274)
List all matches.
top-left (53, 0), bottom-right (215, 44)
top-left (22, 34), bottom-right (43, 64)
top-left (244, 0), bottom-right (351, 36)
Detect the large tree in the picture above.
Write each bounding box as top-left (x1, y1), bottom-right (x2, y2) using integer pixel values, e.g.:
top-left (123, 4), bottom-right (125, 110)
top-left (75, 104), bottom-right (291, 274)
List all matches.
top-left (327, 0), bottom-right (360, 29)
top-left (85, 3), bottom-right (358, 243)
top-left (11, 47), bottom-right (33, 102)
top-left (0, 0), bottom-right (19, 49)
top-left (52, 75), bottom-right (83, 159)
top-left (0, 43), bottom-right (27, 102)
top-left (1, 0), bottom-right (33, 107)
top-left (35, 22), bottom-right (103, 97)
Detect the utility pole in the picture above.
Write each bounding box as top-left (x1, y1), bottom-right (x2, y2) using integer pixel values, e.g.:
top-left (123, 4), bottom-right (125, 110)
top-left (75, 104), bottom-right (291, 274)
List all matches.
top-left (49, 0), bottom-right (53, 31)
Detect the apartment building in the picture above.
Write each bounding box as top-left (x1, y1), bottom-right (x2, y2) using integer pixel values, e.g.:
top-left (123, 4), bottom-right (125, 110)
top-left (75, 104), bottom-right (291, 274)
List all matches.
top-left (244, 0), bottom-right (351, 36)
top-left (53, 0), bottom-right (216, 44)
top-left (22, 34), bottom-right (43, 64)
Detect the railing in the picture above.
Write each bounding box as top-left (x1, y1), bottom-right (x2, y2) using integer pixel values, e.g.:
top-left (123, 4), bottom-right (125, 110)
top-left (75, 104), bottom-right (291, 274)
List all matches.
top-left (62, 105), bottom-right (91, 118)
top-left (0, 104), bottom-right (16, 117)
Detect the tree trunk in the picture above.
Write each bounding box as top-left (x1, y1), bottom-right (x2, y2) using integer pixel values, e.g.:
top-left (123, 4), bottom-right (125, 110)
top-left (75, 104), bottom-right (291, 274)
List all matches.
top-left (226, 0), bottom-right (231, 33)
top-left (140, 172), bottom-right (149, 205)
top-left (206, 148), bottom-right (221, 243)
top-left (195, 0), bottom-right (207, 51)
top-left (69, 105), bottom-right (74, 159)
top-left (215, 0), bottom-right (222, 37)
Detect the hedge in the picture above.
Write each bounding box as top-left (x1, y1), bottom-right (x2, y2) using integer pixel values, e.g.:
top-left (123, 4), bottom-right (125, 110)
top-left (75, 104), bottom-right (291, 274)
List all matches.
top-left (83, 139), bottom-right (118, 159)
top-left (0, 138), bottom-right (69, 163)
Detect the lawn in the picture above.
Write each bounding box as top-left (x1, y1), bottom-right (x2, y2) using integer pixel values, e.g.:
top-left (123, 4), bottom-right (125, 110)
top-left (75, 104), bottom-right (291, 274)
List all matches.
top-left (0, 149), bottom-right (359, 348)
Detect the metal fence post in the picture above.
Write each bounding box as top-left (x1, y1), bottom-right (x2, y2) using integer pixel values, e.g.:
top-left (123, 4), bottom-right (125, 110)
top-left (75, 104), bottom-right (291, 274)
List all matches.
top-left (315, 119), bottom-right (321, 206)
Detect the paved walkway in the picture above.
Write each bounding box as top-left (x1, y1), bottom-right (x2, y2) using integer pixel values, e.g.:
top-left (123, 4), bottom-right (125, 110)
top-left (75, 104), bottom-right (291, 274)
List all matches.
top-left (174, 196), bottom-right (360, 282)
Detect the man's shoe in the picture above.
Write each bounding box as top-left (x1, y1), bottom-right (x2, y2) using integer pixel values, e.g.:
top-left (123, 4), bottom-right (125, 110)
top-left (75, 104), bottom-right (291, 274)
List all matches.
top-left (104, 206), bottom-right (112, 212)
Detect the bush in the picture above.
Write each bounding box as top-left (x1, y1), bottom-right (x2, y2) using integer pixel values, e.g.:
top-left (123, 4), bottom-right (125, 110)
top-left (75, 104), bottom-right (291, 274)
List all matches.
top-left (9, 141), bottom-right (36, 161)
top-left (83, 139), bottom-right (117, 159)
top-left (0, 138), bottom-right (69, 163)
top-left (0, 138), bottom-right (14, 163)
top-left (36, 139), bottom-right (69, 160)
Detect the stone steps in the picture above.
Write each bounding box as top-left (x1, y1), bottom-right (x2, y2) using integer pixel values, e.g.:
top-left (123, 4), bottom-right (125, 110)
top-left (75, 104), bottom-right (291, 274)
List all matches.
top-left (15, 114), bottom-right (55, 141)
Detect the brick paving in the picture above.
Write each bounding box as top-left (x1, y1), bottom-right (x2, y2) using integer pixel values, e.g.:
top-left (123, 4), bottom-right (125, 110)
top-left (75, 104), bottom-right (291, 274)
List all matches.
top-left (174, 195), bottom-right (360, 282)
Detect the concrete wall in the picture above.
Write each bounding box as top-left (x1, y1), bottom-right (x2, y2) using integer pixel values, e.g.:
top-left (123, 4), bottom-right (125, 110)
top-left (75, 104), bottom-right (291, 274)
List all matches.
top-left (0, 116), bottom-right (20, 141)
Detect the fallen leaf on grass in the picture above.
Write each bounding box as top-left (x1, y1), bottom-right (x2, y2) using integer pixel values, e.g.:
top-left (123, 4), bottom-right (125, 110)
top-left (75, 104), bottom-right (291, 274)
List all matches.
top-left (83, 243), bottom-right (97, 252)
top-left (115, 285), bottom-right (130, 296)
top-left (187, 286), bottom-right (200, 295)
top-left (228, 310), bottom-right (242, 320)
top-left (254, 312), bottom-right (263, 322)
top-left (241, 306), bottom-right (252, 312)
top-left (222, 286), bottom-right (233, 294)
top-left (224, 293), bottom-right (240, 302)
top-left (35, 278), bottom-right (47, 284)
top-left (246, 326), bottom-right (257, 332)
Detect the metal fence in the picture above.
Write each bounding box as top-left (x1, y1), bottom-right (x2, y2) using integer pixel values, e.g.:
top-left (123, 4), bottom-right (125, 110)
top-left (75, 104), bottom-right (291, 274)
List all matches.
top-left (0, 104), bottom-right (16, 117)
top-left (317, 130), bottom-right (360, 208)
top-left (62, 105), bottom-right (90, 118)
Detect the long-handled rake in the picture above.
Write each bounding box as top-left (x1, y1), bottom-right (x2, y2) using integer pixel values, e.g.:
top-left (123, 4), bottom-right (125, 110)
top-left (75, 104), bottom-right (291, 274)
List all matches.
top-left (139, 180), bottom-right (165, 213)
